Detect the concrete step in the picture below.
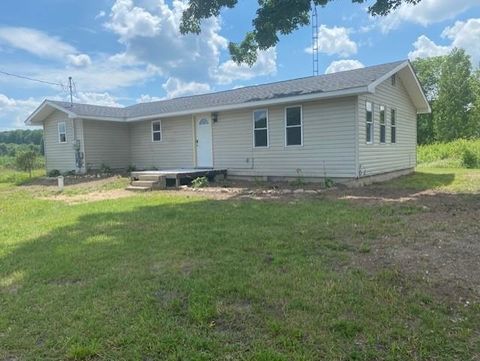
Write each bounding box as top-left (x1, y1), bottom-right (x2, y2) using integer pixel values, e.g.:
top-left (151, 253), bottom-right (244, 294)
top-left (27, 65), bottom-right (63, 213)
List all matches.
top-left (126, 185), bottom-right (151, 192)
top-left (131, 180), bottom-right (157, 187)
top-left (137, 175), bottom-right (163, 182)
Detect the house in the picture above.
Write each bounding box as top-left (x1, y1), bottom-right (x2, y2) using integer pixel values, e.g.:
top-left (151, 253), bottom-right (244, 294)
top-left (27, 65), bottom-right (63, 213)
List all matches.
top-left (25, 60), bottom-right (430, 183)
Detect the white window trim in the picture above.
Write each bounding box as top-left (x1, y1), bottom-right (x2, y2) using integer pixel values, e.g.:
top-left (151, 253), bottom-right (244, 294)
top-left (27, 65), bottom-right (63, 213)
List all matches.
top-left (151, 120), bottom-right (162, 142)
top-left (366, 101), bottom-right (374, 145)
top-left (391, 74), bottom-right (397, 86)
top-left (379, 105), bottom-right (386, 144)
top-left (391, 108), bottom-right (397, 144)
top-left (253, 109), bottom-right (269, 148)
top-left (58, 121), bottom-right (67, 144)
top-left (284, 105), bottom-right (303, 147)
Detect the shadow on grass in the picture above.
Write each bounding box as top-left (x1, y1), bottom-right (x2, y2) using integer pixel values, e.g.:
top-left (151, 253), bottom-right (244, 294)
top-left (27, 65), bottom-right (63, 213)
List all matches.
top-left (1, 195), bottom-right (479, 360)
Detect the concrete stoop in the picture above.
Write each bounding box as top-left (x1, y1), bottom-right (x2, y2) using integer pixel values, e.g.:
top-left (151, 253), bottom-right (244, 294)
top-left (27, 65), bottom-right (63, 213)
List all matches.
top-left (126, 174), bottom-right (166, 191)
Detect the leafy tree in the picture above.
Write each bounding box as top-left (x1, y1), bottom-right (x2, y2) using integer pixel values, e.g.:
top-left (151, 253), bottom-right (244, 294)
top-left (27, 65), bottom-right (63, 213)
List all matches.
top-left (470, 69), bottom-right (480, 138)
top-left (435, 49), bottom-right (475, 142)
top-left (180, 0), bottom-right (423, 64)
top-left (15, 150), bottom-right (37, 177)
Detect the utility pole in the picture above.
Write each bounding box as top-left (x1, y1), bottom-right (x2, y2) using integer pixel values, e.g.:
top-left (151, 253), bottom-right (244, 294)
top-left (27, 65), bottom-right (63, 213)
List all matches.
top-left (311, 3), bottom-right (319, 76)
top-left (68, 76), bottom-right (73, 106)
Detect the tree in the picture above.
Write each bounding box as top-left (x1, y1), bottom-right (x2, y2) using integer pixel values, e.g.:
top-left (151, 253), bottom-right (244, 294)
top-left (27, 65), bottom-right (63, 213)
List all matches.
top-left (15, 150), bottom-right (37, 177)
top-left (435, 49), bottom-right (475, 142)
top-left (180, 0), bottom-right (423, 65)
top-left (412, 56), bottom-right (446, 144)
top-left (470, 69), bottom-right (480, 138)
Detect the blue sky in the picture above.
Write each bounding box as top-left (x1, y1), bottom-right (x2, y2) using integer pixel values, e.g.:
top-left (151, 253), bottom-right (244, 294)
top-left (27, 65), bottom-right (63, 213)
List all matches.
top-left (1, 0), bottom-right (480, 130)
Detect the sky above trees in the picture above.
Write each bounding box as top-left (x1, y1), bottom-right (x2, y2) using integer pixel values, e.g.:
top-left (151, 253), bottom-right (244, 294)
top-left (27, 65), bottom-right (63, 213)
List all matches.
top-left (0, 0), bottom-right (480, 130)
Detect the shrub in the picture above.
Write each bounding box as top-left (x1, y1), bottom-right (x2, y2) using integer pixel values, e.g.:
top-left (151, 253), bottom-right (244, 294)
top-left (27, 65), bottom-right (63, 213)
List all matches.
top-left (417, 139), bottom-right (480, 168)
top-left (15, 150), bottom-right (37, 177)
top-left (127, 164), bottom-right (136, 172)
top-left (191, 176), bottom-right (208, 188)
top-left (100, 163), bottom-right (112, 174)
top-left (47, 169), bottom-right (61, 177)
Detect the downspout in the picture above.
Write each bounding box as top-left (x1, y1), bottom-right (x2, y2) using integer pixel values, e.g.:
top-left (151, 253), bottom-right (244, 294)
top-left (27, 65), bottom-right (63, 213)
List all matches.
top-left (354, 96), bottom-right (360, 178)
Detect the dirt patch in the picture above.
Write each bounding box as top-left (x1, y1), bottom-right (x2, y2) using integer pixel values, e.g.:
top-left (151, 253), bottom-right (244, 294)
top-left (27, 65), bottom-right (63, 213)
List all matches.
top-left (41, 189), bottom-right (134, 204)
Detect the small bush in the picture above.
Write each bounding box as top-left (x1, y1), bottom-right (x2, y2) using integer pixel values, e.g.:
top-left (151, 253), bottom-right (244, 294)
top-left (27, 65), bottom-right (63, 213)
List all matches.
top-left (127, 164), bottom-right (136, 172)
top-left (63, 170), bottom-right (76, 176)
top-left (47, 169), bottom-right (61, 177)
top-left (461, 148), bottom-right (478, 168)
top-left (100, 163), bottom-right (112, 174)
top-left (191, 176), bottom-right (208, 188)
top-left (15, 150), bottom-right (37, 177)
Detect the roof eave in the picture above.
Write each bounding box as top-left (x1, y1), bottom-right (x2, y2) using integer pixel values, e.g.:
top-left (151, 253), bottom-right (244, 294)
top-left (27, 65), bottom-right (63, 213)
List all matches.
top-left (25, 100), bottom-right (78, 125)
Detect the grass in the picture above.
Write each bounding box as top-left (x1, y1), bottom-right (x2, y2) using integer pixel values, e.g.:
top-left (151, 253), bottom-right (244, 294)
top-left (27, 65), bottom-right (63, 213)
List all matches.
top-left (0, 155), bottom-right (45, 185)
top-left (0, 168), bottom-right (479, 360)
top-left (417, 139), bottom-right (480, 168)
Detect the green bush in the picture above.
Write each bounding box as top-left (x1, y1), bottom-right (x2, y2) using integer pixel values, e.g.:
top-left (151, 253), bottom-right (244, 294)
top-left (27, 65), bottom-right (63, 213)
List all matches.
top-left (15, 150), bottom-right (37, 177)
top-left (417, 139), bottom-right (480, 168)
top-left (191, 176), bottom-right (208, 188)
top-left (47, 169), bottom-right (61, 177)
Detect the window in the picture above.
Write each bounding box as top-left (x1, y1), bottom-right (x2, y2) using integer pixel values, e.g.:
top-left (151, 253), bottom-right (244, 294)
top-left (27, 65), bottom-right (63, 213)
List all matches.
top-left (391, 74), bottom-right (396, 86)
top-left (152, 120), bottom-right (162, 142)
top-left (285, 106), bottom-right (302, 146)
top-left (379, 105), bottom-right (386, 144)
top-left (391, 109), bottom-right (397, 144)
top-left (366, 101), bottom-right (373, 144)
top-left (58, 122), bottom-right (66, 143)
top-left (253, 109), bottom-right (268, 147)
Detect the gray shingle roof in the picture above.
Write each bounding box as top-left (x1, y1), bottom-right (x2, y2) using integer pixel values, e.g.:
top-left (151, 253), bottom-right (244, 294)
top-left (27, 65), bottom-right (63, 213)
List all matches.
top-left (48, 60), bottom-right (406, 120)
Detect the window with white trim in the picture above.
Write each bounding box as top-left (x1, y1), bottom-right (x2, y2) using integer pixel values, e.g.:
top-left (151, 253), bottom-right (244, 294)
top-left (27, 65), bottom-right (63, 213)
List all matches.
top-left (58, 121), bottom-right (67, 143)
top-left (366, 101), bottom-right (373, 144)
top-left (391, 109), bottom-right (397, 144)
top-left (253, 109), bottom-right (268, 147)
top-left (152, 120), bottom-right (162, 142)
top-left (391, 74), bottom-right (397, 86)
top-left (285, 106), bottom-right (302, 146)
top-left (379, 105), bottom-right (386, 144)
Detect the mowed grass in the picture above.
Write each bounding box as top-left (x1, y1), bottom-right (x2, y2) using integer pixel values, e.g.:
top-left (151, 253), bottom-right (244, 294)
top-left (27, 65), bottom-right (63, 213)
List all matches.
top-left (1, 169), bottom-right (479, 360)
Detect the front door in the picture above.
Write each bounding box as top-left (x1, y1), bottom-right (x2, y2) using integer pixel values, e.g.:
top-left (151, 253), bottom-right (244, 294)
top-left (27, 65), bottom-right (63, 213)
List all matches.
top-left (195, 114), bottom-right (213, 168)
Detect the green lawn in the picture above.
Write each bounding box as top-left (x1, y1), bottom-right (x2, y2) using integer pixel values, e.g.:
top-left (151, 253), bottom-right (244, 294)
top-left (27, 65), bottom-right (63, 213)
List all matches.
top-left (0, 168), bottom-right (479, 360)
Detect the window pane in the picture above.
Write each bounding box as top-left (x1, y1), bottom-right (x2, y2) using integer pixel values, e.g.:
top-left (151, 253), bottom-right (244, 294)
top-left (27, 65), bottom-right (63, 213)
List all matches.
top-left (254, 110), bottom-right (267, 129)
top-left (380, 125), bottom-right (386, 143)
top-left (391, 127), bottom-right (396, 143)
top-left (366, 102), bottom-right (373, 123)
top-left (286, 107), bottom-right (301, 126)
top-left (254, 129), bottom-right (268, 147)
top-left (153, 132), bottom-right (161, 141)
top-left (391, 109), bottom-right (396, 126)
top-left (60, 133), bottom-right (66, 143)
top-left (380, 106), bottom-right (385, 124)
top-left (152, 122), bottom-right (161, 132)
top-left (59, 123), bottom-right (66, 133)
top-left (366, 101), bottom-right (372, 112)
top-left (366, 123), bottom-right (372, 143)
top-left (287, 126), bottom-right (302, 146)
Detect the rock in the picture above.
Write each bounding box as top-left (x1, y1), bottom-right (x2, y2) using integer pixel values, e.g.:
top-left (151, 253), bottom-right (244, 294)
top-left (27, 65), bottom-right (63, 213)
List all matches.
top-left (293, 189), bottom-right (304, 194)
top-left (305, 190), bottom-right (317, 194)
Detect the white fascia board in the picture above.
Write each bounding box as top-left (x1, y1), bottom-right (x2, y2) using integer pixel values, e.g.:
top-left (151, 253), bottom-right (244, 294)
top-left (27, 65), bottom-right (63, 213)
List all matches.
top-left (74, 115), bottom-right (127, 122)
top-left (25, 100), bottom-right (78, 125)
top-left (126, 86), bottom-right (369, 122)
top-left (367, 61), bottom-right (409, 92)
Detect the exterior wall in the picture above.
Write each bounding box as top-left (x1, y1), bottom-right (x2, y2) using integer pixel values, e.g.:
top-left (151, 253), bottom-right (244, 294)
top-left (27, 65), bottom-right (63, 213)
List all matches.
top-left (357, 76), bottom-right (417, 177)
top-left (213, 97), bottom-right (357, 178)
top-left (129, 115), bottom-right (194, 169)
top-left (43, 110), bottom-right (76, 172)
top-left (82, 120), bottom-right (130, 170)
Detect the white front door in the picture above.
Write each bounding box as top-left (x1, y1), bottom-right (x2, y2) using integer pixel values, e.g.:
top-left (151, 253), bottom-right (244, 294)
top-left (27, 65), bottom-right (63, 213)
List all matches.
top-left (195, 114), bottom-right (213, 168)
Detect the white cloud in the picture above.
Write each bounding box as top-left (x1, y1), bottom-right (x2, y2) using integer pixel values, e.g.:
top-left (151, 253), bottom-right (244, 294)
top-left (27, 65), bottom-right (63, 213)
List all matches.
top-left (215, 48), bottom-right (277, 85)
top-left (104, 0), bottom-right (276, 86)
top-left (137, 94), bottom-right (163, 103)
top-left (162, 77), bottom-right (211, 99)
top-left (325, 60), bottom-right (364, 74)
top-left (378, 0), bottom-right (480, 33)
top-left (67, 54), bottom-right (92, 67)
top-left (95, 10), bottom-right (106, 20)
top-left (442, 19), bottom-right (480, 66)
top-left (408, 35), bottom-right (451, 60)
top-left (74, 92), bottom-right (122, 107)
top-left (408, 18), bottom-right (480, 66)
top-left (0, 93), bottom-right (42, 130)
top-left (306, 25), bottom-right (357, 57)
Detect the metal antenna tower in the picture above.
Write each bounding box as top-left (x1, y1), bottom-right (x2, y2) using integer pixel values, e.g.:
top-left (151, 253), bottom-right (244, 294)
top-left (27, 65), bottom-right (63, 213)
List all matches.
top-left (311, 3), bottom-right (319, 76)
top-left (68, 76), bottom-right (74, 106)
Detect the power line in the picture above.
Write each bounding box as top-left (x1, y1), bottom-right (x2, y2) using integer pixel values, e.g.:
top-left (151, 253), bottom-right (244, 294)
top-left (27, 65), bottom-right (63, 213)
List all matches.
top-left (0, 69), bottom-right (63, 87)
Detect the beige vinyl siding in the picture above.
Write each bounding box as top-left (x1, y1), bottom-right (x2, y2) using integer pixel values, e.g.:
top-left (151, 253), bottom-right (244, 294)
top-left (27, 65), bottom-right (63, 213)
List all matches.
top-left (43, 110), bottom-right (76, 172)
top-left (83, 120), bottom-right (130, 170)
top-left (129, 116), bottom-right (194, 169)
top-left (357, 75), bottom-right (417, 176)
top-left (213, 97), bottom-right (357, 178)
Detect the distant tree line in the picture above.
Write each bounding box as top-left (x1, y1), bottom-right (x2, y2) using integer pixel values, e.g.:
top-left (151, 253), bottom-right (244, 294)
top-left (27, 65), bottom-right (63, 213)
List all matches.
top-left (0, 129), bottom-right (44, 156)
top-left (413, 48), bottom-right (480, 144)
